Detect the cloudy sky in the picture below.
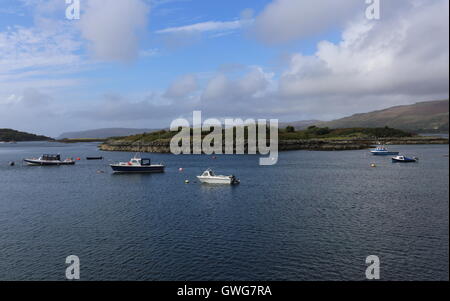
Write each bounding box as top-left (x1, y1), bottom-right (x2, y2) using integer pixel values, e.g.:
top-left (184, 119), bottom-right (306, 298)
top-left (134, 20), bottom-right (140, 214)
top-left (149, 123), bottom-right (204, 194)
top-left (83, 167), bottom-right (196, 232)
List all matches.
top-left (0, 0), bottom-right (448, 137)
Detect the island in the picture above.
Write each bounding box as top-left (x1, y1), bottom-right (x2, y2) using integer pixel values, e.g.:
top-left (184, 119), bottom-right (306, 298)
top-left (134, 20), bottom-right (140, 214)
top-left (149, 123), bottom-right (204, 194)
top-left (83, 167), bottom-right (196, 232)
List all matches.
top-left (99, 126), bottom-right (449, 153)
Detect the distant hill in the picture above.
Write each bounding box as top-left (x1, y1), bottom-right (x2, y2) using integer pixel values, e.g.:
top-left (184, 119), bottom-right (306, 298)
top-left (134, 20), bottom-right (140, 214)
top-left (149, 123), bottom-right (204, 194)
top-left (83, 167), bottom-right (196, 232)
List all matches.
top-left (0, 129), bottom-right (52, 142)
top-left (317, 100), bottom-right (449, 133)
top-left (57, 128), bottom-right (158, 139)
top-left (279, 120), bottom-right (321, 130)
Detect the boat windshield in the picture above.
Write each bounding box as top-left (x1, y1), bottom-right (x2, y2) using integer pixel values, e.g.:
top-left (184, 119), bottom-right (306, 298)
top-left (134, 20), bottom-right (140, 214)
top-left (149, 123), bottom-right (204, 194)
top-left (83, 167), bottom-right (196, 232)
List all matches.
top-left (141, 159), bottom-right (151, 166)
top-left (203, 170), bottom-right (215, 177)
top-left (42, 154), bottom-right (61, 161)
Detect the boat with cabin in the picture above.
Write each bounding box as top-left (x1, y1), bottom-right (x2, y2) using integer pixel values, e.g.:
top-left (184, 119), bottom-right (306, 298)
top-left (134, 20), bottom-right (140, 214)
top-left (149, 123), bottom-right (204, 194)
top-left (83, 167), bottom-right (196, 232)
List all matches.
top-left (24, 154), bottom-right (75, 166)
top-left (197, 169), bottom-right (240, 185)
top-left (392, 155), bottom-right (418, 163)
top-left (110, 154), bottom-right (165, 173)
top-left (370, 144), bottom-right (399, 156)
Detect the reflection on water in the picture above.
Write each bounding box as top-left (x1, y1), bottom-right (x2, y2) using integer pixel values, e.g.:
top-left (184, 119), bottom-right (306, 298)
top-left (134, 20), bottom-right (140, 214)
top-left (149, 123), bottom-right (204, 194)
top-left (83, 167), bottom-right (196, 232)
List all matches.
top-left (0, 142), bottom-right (448, 281)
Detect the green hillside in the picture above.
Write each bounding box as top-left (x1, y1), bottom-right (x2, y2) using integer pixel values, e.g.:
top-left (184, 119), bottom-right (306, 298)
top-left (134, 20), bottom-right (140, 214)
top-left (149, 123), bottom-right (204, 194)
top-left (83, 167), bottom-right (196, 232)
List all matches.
top-left (0, 129), bottom-right (52, 142)
top-left (317, 100), bottom-right (449, 133)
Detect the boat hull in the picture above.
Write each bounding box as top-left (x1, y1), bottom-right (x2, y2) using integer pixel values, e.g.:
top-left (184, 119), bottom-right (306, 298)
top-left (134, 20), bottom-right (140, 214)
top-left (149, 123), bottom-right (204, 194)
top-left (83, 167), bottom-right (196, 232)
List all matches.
top-left (24, 159), bottom-right (75, 166)
top-left (197, 176), bottom-right (240, 185)
top-left (371, 151), bottom-right (400, 156)
top-left (86, 157), bottom-right (103, 160)
top-left (392, 158), bottom-right (417, 163)
top-left (110, 165), bottom-right (165, 173)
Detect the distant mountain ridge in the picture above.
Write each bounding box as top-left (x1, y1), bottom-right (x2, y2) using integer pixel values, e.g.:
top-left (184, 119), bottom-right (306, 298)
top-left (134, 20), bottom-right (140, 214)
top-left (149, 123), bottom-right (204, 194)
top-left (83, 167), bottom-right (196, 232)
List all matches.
top-left (279, 120), bottom-right (321, 130)
top-left (0, 129), bottom-right (52, 142)
top-left (316, 100), bottom-right (449, 133)
top-left (60, 100), bottom-right (448, 139)
top-left (57, 128), bottom-right (157, 139)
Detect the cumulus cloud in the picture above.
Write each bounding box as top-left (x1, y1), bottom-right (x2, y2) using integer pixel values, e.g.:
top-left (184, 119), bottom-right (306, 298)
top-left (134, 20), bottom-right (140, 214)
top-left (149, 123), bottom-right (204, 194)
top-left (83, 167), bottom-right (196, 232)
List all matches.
top-left (164, 74), bottom-right (198, 98)
top-left (202, 67), bottom-right (272, 102)
top-left (279, 0), bottom-right (449, 102)
top-left (252, 0), bottom-right (363, 44)
top-left (78, 0), bottom-right (150, 62)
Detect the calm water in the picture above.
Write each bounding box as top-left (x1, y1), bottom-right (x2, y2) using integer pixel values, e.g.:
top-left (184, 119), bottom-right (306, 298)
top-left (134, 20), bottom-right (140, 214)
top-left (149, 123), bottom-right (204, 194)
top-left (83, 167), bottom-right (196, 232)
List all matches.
top-left (0, 142), bottom-right (448, 281)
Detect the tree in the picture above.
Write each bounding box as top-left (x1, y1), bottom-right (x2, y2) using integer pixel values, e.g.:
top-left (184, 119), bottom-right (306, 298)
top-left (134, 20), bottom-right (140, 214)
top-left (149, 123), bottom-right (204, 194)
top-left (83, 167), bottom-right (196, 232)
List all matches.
top-left (286, 126), bottom-right (295, 133)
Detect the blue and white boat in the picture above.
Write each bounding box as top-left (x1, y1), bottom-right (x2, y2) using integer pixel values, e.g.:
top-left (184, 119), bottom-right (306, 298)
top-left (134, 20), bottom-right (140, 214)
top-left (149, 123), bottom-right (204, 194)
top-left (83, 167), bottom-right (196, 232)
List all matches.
top-left (392, 155), bottom-right (418, 163)
top-left (370, 145), bottom-right (399, 156)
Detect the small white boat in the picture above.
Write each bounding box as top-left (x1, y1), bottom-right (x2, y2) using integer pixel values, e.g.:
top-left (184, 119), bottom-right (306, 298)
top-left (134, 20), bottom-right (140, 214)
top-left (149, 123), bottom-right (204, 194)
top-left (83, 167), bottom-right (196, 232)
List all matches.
top-left (197, 169), bottom-right (240, 185)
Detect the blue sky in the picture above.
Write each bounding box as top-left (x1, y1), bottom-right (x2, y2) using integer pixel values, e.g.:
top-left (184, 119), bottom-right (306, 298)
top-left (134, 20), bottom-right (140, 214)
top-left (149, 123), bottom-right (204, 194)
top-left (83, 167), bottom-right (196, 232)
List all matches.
top-left (0, 0), bottom-right (448, 136)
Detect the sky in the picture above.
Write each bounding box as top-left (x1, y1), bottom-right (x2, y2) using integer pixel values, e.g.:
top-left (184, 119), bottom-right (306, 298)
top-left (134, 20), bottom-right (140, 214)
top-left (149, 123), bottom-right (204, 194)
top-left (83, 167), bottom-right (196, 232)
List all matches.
top-left (0, 0), bottom-right (448, 137)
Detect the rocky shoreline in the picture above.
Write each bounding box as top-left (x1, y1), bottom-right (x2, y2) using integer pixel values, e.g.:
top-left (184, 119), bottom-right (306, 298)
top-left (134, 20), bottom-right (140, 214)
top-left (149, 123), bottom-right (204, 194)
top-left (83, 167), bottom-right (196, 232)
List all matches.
top-left (99, 136), bottom-right (449, 153)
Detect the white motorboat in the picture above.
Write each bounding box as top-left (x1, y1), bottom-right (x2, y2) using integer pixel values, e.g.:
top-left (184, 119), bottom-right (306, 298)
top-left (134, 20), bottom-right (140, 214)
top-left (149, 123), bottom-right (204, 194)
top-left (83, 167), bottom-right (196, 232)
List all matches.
top-left (197, 169), bottom-right (240, 185)
top-left (24, 154), bottom-right (75, 166)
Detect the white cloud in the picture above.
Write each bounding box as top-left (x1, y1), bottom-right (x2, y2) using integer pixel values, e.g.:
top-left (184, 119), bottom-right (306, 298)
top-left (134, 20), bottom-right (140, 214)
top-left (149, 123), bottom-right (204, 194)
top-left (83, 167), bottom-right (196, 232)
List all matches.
top-left (165, 74), bottom-right (198, 98)
top-left (279, 0), bottom-right (449, 106)
top-left (0, 24), bottom-right (81, 74)
top-left (202, 67), bottom-right (273, 102)
top-left (252, 0), bottom-right (363, 44)
top-left (0, 16), bottom-right (84, 108)
top-left (156, 19), bottom-right (251, 34)
top-left (78, 0), bottom-right (150, 62)
top-left (202, 74), bottom-right (230, 101)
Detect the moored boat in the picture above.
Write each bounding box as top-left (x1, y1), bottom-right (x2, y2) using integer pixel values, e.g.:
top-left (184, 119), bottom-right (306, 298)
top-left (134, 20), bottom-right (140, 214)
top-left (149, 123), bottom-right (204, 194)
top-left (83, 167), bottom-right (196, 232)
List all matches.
top-left (110, 155), bottom-right (165, 173)
top-left (392, 155), bottom-right (418, 163)
top-left (86, 156), bottom-right (103, 160)
top-left (24, 154), bottom-right (75, 166)
top-left (370, 145), bottom-right (399, 156)
top-left (197, 169), bottom-right (240, 185)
